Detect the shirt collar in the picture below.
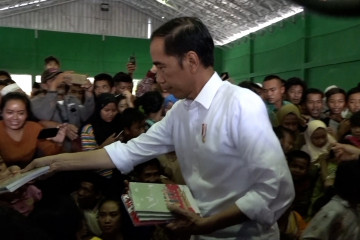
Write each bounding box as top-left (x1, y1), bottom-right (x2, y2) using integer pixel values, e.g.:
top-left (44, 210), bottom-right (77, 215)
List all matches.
top-left (184, 72), bottom-right (223, 110)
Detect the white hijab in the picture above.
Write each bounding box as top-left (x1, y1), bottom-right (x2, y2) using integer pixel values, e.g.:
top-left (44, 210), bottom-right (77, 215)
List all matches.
top-left (301, 120), bottom-right (336, 163)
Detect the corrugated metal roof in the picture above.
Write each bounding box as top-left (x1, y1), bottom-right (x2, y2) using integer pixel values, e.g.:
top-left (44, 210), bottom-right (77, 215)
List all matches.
top-left (0, 0), bottom-right (303, 45)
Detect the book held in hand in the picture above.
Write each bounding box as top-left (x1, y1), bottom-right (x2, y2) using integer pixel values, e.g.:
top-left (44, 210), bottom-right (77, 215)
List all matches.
top-left (0, 166), bottom-right (50, 194)
top-left (122, 182), bottom-right (200, 226)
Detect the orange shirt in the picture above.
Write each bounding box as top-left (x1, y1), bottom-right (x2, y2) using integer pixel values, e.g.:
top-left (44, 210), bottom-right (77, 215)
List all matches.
top-left (0, 121), bottom-right (62, 167)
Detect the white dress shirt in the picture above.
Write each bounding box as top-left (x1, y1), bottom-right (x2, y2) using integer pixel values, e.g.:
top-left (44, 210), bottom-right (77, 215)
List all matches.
top-left (105, 72), bottom-right (294, 239)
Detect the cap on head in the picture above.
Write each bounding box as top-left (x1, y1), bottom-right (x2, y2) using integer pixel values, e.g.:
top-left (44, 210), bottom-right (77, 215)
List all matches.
top-left (41, 68), bottom-right (63, 83)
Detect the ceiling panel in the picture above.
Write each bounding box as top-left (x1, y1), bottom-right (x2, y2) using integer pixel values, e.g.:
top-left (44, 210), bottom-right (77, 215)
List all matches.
top-left (0, 0), bottom-right (303, 45)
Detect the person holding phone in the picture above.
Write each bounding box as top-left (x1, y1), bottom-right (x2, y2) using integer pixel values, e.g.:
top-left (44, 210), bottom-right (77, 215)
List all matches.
top-left (31, 68), bottom-right (95, 152)
top-left (81, 93), bottom-right (122, 178)
top-left (0, 92), bottom-right (66, 168)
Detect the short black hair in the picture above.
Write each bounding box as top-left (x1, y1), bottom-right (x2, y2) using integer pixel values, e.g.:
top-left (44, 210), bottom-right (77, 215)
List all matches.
top-left (325, 87), bottom-right (346, 103)
top-left (134, 158), bottom-right (163, 179)
top-left (151, 17), bottom-right (214, 68)
top-left (304, 88), bottom-right (324, 100)
top-left (273, 126), bottom-right (296, 140)
top-left (44, 56), bottom-right (60, 65)
top-left (120, 108), bottom-right (145, 129)
top-left (113, 72), bottom-right (132, 83)
top-left (286, 150), bottom-right (311, 166)
top-left (94, 73), bottom-right (114, 88)
top-left (135, 91), bottom-right (164, 115)
top-left (263, 74), bottom-right (283, 83)
top-left (346, 87), bottom-right (360, 102)
top-left (0, 92), bottom-right (32, 120)
top-left (0, 70), bottom-right (11, 79)
top-left (285, 77), bottom-right (307, 92)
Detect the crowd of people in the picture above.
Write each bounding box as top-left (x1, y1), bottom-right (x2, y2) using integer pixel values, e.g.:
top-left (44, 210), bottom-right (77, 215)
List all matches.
top-left (0, 16), bottom-right (360, 240)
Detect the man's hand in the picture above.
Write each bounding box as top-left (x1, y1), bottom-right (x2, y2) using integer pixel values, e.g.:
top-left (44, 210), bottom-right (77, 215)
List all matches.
top-left (166, 204), bottom-right (213, 236)
top-left (48, 71), bottom-right (74, 91)
top-left (332, 143), bottom-right (360, 161)
top-left (127, 62), bottom-right (136, 77)
top-left (49, 124), bottom-right (67, 144)
top-left (65, 123), bottom-right (79, 140)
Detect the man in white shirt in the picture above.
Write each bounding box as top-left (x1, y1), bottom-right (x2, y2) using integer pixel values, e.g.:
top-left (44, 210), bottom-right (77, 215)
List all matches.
top-left (25, 17), bottom-right (294, 239)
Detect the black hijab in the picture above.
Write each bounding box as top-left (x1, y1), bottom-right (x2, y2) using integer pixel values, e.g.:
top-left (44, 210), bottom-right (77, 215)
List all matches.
top-left (90, 93), bottom-right (122, 145)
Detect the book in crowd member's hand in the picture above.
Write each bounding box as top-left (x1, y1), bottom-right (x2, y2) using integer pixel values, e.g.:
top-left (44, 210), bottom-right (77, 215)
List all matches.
top-left (122, 182), bottom-right (200, 226)
top-left (0, 166), bottom-right (50, 194)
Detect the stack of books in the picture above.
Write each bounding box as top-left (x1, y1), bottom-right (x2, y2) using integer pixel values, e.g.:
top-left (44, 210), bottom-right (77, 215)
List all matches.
top-left (0, 166), bottom-right (49, 194)
top-left (122, 182), bottom-right (200, 226)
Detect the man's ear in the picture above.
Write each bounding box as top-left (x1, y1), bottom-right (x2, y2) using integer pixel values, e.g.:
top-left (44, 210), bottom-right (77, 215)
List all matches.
top-left (185, 51), bottom-right (200, 73)
top-left (280, 85), bottom-right (285, 94)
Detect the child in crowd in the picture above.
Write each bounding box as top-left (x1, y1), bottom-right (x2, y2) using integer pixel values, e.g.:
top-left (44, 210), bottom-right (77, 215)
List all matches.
top-left (344, 110), bottom-right (360, 147)
top-left (274, 126), bottom-right (296, 154)
top-left (287, 150), bottom-right (314, 218)
top-left (337, 87), bottom-right (360, 141)
top-left (116, 94), bottom-right (130, 114)
top-left (119, 108), bottom-right (146, 143)
top-left (135, 90), bottom-right (164, 131)
top-left (301, 120), bottom-right (336, 164)
top-left (301, 160), bottom-right (360, 240)
top-left (278, 150), bottom-right (311, 240)
top-left (323, 87), bottom-right (347, 136)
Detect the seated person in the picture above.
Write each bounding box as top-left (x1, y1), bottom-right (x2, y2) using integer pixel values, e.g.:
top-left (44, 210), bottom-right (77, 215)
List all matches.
top-left (0, 92), bottom-right (66, 168)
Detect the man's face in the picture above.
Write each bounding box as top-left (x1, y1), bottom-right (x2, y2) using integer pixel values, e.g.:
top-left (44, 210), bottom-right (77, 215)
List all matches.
top-left (77, 181), bottom-right (98, 209)
top-left (140, 165), bottom-right (161, 183)
top-left (263, 79), bottom-right (284, 105)
top-left (69, 84), bottom-right (84, 102)
top-left (94, 80), bottom-right (112, 97)
top-left (286, 85), bottom-right (303, 105)
top-left (282, 113), bottom-right (299, 132)
top-left (305, 93), bottom-right (323, 119)
top-left (150, 37), bottom-right (195, 99)
top-left (45, 60), bottom-right (60, 70)
top-left (327, 93), bottom-right (346, 115)
top-left (115, 82), bottom-right (133, 95)
top-left (348, 93), bottom-right (360, 113)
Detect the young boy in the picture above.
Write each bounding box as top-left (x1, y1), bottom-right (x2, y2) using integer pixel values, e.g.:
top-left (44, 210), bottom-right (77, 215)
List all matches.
top-left (344, 110), bottom-right (360, 147)
top-left (119, 108), bottom-right (146, 143)
top-left (274, 126), bottom-right (296, 154)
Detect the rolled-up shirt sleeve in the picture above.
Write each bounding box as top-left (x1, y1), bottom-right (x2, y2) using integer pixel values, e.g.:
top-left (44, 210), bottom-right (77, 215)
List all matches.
top-left (230, 91), bottom-right (294, 226)
top-left (104, 111), bottom-right (176, 174)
